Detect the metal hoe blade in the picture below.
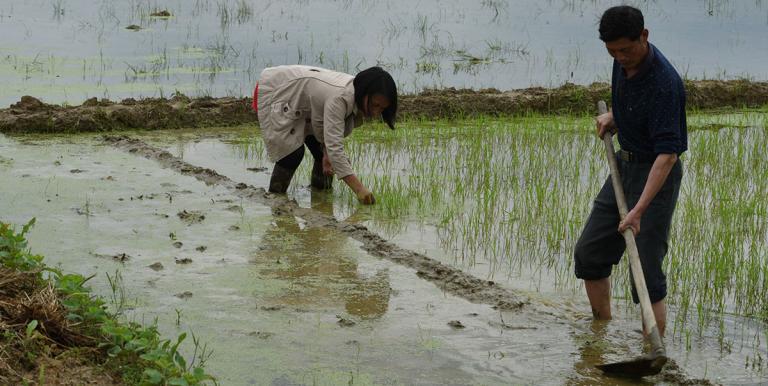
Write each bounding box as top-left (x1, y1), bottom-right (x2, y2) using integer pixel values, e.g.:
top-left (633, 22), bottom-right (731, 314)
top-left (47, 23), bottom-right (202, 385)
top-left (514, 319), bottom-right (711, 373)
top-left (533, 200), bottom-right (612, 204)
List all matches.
top-left (597, 353), bottom-right (667, 377)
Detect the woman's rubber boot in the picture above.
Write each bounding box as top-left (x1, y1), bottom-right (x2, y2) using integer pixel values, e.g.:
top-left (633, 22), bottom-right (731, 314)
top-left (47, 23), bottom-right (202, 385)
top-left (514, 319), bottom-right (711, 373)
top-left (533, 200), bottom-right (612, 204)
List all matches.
top-left (268, 164), bottom-right (296, 194)
top-left (310, 161), bottom-right (333, 190)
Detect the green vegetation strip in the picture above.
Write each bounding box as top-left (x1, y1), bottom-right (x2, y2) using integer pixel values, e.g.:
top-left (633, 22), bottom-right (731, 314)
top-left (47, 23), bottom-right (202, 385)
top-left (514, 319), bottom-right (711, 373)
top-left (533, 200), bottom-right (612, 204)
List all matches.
top-left (240, 111), bottom-right (766, 352)
top-left (0, 219), bottom-right (216, 385)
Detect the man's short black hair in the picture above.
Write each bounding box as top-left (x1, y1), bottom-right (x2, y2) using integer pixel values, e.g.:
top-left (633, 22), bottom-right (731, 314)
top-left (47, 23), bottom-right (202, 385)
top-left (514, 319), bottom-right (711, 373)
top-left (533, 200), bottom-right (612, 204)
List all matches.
top-left (353, 66), bottom-right (397, 130)
top-left (599, 5), bottom-right (644, 42)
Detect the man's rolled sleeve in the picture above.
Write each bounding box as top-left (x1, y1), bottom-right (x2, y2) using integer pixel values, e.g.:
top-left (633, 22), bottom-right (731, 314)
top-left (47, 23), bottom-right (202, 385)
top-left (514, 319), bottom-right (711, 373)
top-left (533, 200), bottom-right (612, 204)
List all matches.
top-left (649, 85), bottom-right (683, 155)
top-left (323, 96), bottom-right (355, 179)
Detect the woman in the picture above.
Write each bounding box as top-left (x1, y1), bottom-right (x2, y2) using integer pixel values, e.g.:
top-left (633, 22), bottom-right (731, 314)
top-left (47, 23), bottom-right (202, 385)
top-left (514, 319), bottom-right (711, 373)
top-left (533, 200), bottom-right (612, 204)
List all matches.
top-left (253, 65), bottom-right (397, 205)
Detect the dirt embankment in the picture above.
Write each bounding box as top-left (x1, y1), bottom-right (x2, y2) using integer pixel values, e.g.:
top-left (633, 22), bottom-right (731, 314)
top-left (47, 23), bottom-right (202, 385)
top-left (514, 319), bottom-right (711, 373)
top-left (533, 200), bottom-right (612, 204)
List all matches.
top-left (0, 95), bottom-right (253, 134)
top-left (400, 79), bottom-right (768, 118)
top-left (2, 80), bottom-right (767, 133)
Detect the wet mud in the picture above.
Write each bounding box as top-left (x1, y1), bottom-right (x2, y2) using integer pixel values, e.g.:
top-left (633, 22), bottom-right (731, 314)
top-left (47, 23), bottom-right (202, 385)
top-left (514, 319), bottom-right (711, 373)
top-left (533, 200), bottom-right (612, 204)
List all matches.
top-left (399, 79), bottom-right (768, 118)
top-left (104, 135), bottom-right (528, 311)
top-left (2, 80), bottom-right (767, 133)
top-left (102, 135), bottom-right (718, 385)
top-left (177, 209), bottom-right (205, 225)
top-left (0, 95), bottom-right (253, 134)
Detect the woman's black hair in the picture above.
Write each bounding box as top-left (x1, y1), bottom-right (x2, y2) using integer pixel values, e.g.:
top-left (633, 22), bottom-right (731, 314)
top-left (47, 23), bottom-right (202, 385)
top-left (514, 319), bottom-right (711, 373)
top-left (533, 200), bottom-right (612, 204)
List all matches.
top-left (353, 66), bottom-right (397, 130)
top-left (599, 5), bottom-right (644, 42)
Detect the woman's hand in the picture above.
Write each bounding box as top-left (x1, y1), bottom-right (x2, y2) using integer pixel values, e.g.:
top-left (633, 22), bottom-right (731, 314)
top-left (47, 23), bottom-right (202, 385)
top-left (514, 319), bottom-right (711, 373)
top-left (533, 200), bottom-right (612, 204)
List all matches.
top-left (342, 174), bottom-right (376, 205)
top-left (356, 188), bottom-right (376, 205)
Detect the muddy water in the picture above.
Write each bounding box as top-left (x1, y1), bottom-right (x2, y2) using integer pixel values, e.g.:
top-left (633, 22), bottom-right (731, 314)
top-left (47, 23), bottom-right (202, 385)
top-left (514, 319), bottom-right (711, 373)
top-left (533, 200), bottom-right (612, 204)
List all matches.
top-left (126, 125), bottom-right (765, 383)
top-left (1, 1), bottom-right (767, 106)
top-left (0, 130), bottom-right (742, 385)
top-left (131, 124), bottom-right (768, 385)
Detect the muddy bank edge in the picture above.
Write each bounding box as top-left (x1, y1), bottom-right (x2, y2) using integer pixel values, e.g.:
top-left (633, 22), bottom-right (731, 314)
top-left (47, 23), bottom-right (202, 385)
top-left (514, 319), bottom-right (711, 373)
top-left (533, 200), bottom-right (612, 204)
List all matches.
top-left (1, 80), bottom-right (767, 133)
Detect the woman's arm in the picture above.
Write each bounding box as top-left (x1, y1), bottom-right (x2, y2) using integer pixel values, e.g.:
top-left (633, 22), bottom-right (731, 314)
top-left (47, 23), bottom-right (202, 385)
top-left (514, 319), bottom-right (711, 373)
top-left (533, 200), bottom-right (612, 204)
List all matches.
top-left (324, 95), bottom-right (375, 204)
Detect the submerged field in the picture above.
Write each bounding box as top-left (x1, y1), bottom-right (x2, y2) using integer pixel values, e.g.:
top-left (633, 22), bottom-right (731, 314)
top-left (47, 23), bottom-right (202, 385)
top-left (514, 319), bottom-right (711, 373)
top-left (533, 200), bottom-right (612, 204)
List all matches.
top-left (1, 109), bottom-right (765, 385)
top-left (1, 0), bottom-right (766, 384)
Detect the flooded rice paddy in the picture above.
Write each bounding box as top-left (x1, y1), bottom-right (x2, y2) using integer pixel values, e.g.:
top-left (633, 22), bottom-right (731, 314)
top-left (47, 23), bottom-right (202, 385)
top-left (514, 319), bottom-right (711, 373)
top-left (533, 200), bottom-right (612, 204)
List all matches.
top-left (1, 0), bottom-right (767, 106)
top-left (1, 0), bottom-right (767, 384)
top-left (1, 111), bottom-right (766, 385)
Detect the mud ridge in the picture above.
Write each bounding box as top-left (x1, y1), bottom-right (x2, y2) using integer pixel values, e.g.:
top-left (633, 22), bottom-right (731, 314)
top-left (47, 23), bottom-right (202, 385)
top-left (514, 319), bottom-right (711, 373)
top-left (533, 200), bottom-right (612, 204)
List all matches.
top-left (103, 135), bottom-right (528, 311)
top-left (104, 135), bottom-right (715, 385)
top-left (4, 80), bottom-right (768, 133)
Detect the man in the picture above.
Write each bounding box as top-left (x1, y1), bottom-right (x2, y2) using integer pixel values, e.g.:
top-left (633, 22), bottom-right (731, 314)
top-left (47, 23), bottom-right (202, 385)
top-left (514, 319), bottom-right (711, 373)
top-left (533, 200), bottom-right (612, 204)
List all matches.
top-left (574, 5), bottom-right (687, 337)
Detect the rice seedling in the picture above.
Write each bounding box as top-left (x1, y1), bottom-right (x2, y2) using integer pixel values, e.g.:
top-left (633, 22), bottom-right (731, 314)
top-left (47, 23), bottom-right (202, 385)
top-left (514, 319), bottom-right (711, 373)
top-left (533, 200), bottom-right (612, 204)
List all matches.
top-left (231, 109), bottom-right (768, 353)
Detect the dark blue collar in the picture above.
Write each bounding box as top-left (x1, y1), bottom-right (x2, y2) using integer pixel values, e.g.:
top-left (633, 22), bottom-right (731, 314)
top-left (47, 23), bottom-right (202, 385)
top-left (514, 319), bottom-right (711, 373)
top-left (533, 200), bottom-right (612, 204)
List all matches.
top-left (621, 43), bottom-right (655, 80)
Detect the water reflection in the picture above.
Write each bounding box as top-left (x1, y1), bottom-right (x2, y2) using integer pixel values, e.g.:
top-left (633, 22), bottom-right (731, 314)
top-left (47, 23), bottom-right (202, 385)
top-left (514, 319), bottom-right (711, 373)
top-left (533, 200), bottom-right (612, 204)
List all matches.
top-left (2, 1), bottom-right (767, 105)
top-left (254, 191), bottom-right (391, 319)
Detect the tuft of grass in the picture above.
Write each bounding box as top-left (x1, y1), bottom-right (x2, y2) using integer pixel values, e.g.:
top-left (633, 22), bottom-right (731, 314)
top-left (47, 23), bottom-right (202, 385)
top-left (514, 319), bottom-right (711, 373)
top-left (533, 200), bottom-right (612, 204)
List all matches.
top-left (0, 219), bottom-right (217, 385)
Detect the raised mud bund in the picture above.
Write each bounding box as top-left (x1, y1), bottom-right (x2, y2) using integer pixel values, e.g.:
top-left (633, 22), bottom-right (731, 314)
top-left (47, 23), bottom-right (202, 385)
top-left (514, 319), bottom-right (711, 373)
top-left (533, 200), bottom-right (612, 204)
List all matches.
top-left (2, 80), bottom-right (768, 134)
top-left (103, 135), bottom-right (713, 385)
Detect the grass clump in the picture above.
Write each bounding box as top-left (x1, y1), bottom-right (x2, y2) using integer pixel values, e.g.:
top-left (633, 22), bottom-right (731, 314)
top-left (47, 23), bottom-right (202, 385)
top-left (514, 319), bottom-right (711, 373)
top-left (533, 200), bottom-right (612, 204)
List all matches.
top-left (0, 218), bottom-right (217, 385)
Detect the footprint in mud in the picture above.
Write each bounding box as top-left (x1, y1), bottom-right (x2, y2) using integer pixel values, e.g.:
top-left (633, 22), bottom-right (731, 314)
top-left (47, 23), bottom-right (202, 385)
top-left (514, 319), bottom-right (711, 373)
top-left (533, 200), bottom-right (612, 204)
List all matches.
top-left (195, 246), bottom-right (207, 252)
top-left (248, 331), bottom-right (274, 339)
top-left (260, 305), bottom-right (284, 311)
top-left (170, 190), bottom-right (194, 195)
top-left (175, 257), bottom-right (193, 264)
top-left (228, 225), bottom-right (240, 231)
top-left (148, 262), bottom-right (164, 271)
top-left (73, 207), bottom-right (92, 216)
top-left (100, 176), bottom-right (115, 181)
top-left (488, 320), bottom-right (537, 330)
top-left (69, 169), bottom-right (86, 173)
top-left (90, 252), bottom-right (130, 262)
top-left (173, 241), bottom-right (183, 248)
top-left (131, 194), bottom-right (158, 200)
top-left (177, 210), bottom-right (205, 225)
top-left (174, 291), bottom-right (193, 299)
top-left (112, 253), bottom-right (130, 262)
top-left (447, 320), bottom-right (466, 330)
top-left (336, 315), bottom-right (356, 327)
